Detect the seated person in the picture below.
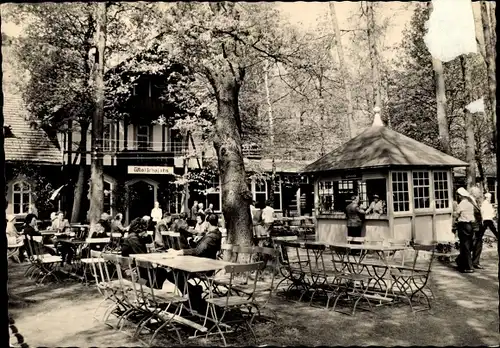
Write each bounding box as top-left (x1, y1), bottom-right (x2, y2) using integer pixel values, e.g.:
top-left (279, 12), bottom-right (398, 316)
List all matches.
top-left (51, 212), bottom-right (71, 233)
top-left (111, 213), bottom-right (125, 234)
top-left (6, 214), bottom-right (21, 239)
top-left (23, 214), bottom-right (56, 257)
top-left (131, 214), bottom-right (222, 312)
top-left (193, 212), bottom-right (208, 240)
top-left (90, 220), bottom-right (109, 238)
top-left (98, 213), bottom-right (112, 233)
top-left (121, 218), bottom-right (150, 256)
top-left (158, 212), bottom-right (173, 230)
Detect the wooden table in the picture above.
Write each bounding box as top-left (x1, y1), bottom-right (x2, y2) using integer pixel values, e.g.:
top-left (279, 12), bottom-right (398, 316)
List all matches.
top-left (128, 253), bottom-right (237, 335)
top-left (328, 243), bottom-right (409, 300)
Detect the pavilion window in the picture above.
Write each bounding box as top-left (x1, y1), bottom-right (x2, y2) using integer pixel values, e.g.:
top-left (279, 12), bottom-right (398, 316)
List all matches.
top-left (336, 180), bottom-right (356, 213)
top-left (413, 171), bottom-right (431, 209)
top-left (12, 181), bottom-right (32, 215)
top-left (433, 171), bottom-right (450, 209)
top-left (318, 180), bottom-right (334, 214)
top-left (364, 178), bottom-right (388, 214)
top-left (206, 176), bottom-right (221, 212)
top-left (392, 172), bottom-right (410, 212)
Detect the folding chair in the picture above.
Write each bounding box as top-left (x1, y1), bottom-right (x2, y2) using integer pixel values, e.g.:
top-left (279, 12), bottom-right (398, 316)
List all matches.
top-left (23, 235), bottom-right (41, 279)
top-left (329, 245), bottom-right (375, 316)
top-left (346, 236), bottom-right (365, 244)
top-left (79, 238), bottom-right (111, 285)
top-left (98, 253), bottom-right (136, 329)
top-left (217, 243), bottom-right (235, 261)
top-left (166, 232), bottom-right (182, 250)
top-left (302, 243), bottom-right (343, 307)
top-left (231, 246), bottom-right (279, 323)
top-left (25, 235), bottom-right (62, 285)
top-left (274, 241), bottom-right (309, 301)
top-left (112, 255), bottom-right (149, 333)
top-left (389, 243), bottom-right (436, 312)
top-left (204, 262), bottom-right (264, 347)
top-left (90, 250), bottom-right (120, 326)
top-left (132, 260), bottom-right (189, 345)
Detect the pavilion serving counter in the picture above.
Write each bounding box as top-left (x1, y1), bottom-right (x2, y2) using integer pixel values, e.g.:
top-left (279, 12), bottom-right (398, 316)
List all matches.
top-left (316, 214), bottom-right (392, 244)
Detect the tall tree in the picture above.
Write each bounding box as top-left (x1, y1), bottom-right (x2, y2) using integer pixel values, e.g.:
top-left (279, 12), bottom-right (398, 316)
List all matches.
top-left (88, 3), bottom-right (107, 230)
top-left (432, 57), bottom-right (451, 154)
top-left (480, 1), bottom-right (497, 151)
top-left (329, 2), bottom-right (354, 138)
top-left (460, 56), bottom-right (476, 189)
top-left (365, 2), bottom-right (382, 112)
top-left (6, 3), bottom-right (158, 222)
top-left (151, 2), bottom-right (305, 246)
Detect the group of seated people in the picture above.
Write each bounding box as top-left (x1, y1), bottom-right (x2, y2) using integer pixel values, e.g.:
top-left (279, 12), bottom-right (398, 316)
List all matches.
top-left (121, 213), bottom-right (222, 313)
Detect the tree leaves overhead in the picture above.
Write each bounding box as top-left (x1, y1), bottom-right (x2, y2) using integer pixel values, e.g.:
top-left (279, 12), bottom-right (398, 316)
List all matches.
top-left (387, 3), bottom-right (495, 171)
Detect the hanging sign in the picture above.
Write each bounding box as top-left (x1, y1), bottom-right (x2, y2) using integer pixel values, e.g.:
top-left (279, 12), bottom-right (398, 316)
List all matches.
top-left (127, 166), bottom-right (174, 175)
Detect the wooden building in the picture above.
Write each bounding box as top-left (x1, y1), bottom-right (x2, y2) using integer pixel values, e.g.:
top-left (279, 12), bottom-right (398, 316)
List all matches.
top-left (302, 114), bottom-right (468, 244)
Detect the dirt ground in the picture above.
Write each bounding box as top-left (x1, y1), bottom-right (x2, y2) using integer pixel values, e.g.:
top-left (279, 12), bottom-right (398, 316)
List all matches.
top-left (8, 250), bottom-right (500, 347)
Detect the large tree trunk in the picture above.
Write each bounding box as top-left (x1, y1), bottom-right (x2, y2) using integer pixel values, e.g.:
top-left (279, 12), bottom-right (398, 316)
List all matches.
top-left (210, 70), bottom-right (253, 249)
top-left (488, 2), bottom-right (496, 58)
top-left (432, 58), bottom-right (451, 154)
top-left (329, 2), bottom-right (354, 138)
top-left (264, 60), bottom-right (275, 206)
top-left (366, 2), bottom-right (382, 113)
top-left (71, 121), bottom-right (89, 223)
top-left (88, 3), bottom-right (107, 231)
top-left (480, 1), bottom-right (497, 151)
top-left (460, 56), bottom-right (476, 190)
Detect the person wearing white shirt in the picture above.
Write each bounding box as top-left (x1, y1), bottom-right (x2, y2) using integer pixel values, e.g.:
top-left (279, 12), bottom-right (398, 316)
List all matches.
top-left (262, 200), bottom-right (275, 236)
top-left (455, 188), bottom-right (476, 273)
top-left (151, 202), bottom-right (162, 224)
top-left (249, 200), bottom-right (257, 221)
top-left (481, 192), bottom-right (497, 239)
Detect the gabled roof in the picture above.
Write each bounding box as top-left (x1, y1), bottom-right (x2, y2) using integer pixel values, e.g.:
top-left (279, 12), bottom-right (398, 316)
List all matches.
top-left (302, 125), bottom-right (468, 174)
top-left (3, 93), bottom-right (62, 164)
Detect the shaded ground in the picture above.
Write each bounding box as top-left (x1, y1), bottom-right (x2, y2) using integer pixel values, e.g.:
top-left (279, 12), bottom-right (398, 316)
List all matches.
top-left (8, 251), bottom-right (500, 347)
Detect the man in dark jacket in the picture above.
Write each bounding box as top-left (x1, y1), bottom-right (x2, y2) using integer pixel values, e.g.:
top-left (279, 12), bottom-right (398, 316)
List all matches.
top-left (121, 218), bottom-right (149, 257)
top-left (345, 195), bottom-right (366, 239)
top-left (146, 214), bottom-right (222, 313)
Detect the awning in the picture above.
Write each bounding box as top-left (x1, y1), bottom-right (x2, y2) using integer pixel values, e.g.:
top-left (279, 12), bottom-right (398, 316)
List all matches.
top-left (50, 185), bottom-right (66, 201)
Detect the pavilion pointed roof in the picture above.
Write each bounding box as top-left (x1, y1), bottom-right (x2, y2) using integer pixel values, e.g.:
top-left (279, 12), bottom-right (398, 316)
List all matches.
top-left (301, 124), bottom-right (468, 174)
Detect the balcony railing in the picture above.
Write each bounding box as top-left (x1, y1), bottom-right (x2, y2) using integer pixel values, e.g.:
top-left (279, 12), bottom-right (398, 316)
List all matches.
top-left (101, 140), bottom-right (188, 156)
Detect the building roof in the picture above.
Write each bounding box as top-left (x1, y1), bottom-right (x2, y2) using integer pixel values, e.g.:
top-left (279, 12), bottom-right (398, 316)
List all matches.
top-left (302, 125), bottom-right (468, 174)
top-left (244, 158), bottom-right (310, 174)
top-left (3, 93), bottom-right (62, 164)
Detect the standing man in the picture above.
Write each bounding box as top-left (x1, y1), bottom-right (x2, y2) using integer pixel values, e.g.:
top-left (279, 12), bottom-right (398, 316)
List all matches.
top-left (190, 200), bottom-right (199, 227)
top-left (345, 195), bottom-right (366, 241)
top-left (455, 187), bottom-right (476, 273)
top-left (262, 200), bottom-right (275, 237)
top-left (469, 186), bottom-right (484, 270)
top-left (151, 201), bottom-right (163, 225)
top-left (481, 192), bottom-right (498, 239)
top-left (204, 203), bottom-right (214, 215)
